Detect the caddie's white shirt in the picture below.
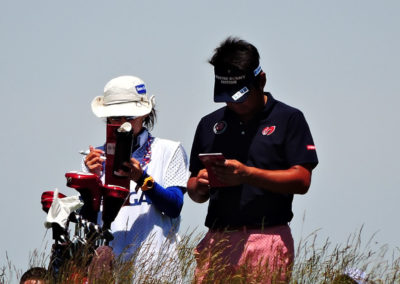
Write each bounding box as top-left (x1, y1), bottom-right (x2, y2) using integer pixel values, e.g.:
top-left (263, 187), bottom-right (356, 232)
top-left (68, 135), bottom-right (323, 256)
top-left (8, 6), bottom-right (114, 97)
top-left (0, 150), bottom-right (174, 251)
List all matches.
top-left (82, 129), bottom-right (189, 268)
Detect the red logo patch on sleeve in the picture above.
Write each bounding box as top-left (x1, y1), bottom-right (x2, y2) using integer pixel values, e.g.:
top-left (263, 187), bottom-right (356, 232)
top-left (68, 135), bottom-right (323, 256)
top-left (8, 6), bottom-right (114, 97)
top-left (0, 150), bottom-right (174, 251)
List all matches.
top-left (307, 145), bottom-right (316, 150)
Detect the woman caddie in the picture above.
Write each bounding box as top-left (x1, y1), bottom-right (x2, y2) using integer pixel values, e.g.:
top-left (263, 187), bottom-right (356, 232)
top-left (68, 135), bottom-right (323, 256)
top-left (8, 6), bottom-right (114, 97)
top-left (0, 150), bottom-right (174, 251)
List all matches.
top-left (83, 75), bottom-right (189, 279)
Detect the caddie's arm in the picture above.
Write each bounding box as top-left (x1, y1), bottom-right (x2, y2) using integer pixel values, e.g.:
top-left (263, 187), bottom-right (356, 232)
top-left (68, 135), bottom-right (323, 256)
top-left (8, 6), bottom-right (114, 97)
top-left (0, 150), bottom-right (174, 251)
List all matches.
top-left (84, 146), bottom-right (105, 177)
top-left (187, 169), bottom-right (210, 203)
top-left (117, 158), bottom-right (184, 218)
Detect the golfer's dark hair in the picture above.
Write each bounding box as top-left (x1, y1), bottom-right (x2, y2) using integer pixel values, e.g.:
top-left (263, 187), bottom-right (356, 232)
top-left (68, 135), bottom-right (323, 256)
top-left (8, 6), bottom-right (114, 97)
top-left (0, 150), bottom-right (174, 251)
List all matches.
top-left (20, 267), bottom-right (48, 284)
top-left (209, 37), bottom-right (260, 75)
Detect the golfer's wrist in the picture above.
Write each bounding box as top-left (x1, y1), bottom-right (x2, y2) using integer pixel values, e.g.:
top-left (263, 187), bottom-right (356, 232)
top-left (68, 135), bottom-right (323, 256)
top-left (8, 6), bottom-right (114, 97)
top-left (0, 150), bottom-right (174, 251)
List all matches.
top-left (241, 165), bottom-right (253, 184)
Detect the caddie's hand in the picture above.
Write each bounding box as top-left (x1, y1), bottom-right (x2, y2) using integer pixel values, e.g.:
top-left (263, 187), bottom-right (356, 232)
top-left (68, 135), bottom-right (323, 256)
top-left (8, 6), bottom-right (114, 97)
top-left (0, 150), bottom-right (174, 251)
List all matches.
top-left (115, 157), bottom-right (143, 182)
top-left (212, 159), bottom-right (249, 186)
top-left (85, 145), bottom-right (105, 177)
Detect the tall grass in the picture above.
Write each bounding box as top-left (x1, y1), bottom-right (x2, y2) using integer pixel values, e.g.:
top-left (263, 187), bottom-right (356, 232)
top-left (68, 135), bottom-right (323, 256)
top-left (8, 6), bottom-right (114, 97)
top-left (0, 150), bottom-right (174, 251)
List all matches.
top-left (292, 227), bottom-right (400, 283)
top-left (2, 228), bottom-right (399, 283)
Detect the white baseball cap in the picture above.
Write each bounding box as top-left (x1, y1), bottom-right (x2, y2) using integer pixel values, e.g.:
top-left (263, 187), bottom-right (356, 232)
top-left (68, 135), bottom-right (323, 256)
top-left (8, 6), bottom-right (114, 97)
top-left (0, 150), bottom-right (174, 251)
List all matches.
top-left (91, 75), bottom-right (155, 118)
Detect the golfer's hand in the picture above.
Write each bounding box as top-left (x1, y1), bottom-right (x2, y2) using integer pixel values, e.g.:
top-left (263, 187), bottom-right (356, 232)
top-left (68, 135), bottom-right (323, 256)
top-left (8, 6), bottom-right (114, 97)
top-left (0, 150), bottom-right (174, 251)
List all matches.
top-left (115, 157), bottom-right (143, 182)
top-left (85, 146), bottom-right (105, 176)
top-left (187, 169), bottom-right (210, 203)
top-left (212, 159), bottom-right (249, 186)
top-left (195, 169), bottom-right (211, 195)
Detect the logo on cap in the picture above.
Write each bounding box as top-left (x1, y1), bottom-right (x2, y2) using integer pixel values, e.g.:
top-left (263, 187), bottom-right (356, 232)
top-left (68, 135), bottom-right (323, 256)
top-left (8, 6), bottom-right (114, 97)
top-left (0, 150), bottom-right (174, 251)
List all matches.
top-left (254, 65), bottom-right (262, 76)
top-left (262, 126), bottom-right (276, 136)
top-left (232, 87), bottom-right (249, 101)
top-left (135, 84), bottom-right (146, 94)
top-left (213, 121), bottom-right (227, 134)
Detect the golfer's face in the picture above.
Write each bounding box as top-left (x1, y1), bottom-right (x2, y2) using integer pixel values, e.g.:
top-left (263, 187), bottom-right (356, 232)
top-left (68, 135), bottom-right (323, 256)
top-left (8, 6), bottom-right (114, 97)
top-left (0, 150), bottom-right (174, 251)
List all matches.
top-left (107, 116), bottom-right (145, 136)
top-left (226, 89), bottom-right (259, 116)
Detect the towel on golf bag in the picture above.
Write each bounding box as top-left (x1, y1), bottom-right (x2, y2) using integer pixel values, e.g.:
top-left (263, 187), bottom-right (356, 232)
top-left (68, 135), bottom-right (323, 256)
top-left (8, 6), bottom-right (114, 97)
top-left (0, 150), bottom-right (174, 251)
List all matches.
top-left (45, 189), bottom-right (83, 229)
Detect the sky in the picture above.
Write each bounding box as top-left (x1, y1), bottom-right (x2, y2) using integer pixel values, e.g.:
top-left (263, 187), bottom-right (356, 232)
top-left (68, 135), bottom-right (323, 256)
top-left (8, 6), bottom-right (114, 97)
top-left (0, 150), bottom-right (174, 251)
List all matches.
top-left (1, 0), bottom-right (399, 273)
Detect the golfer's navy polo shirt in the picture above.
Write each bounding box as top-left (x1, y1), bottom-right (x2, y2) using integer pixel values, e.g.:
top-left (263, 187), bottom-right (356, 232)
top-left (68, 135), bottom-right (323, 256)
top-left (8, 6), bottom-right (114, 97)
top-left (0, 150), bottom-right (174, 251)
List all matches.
top-left (190, 93), bottom-right (318, 229)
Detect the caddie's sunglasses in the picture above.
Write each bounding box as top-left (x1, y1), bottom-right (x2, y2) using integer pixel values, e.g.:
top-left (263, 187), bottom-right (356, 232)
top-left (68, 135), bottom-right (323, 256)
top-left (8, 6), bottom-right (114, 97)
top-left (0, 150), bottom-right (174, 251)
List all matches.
top-left (108, 116), bottom-right (136, 123)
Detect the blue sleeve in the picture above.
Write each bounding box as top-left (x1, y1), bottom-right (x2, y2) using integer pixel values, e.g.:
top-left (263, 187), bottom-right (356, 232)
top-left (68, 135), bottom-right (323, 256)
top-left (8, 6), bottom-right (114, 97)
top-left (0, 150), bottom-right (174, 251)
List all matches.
top-left (143, 182), bottom-right (184, 218)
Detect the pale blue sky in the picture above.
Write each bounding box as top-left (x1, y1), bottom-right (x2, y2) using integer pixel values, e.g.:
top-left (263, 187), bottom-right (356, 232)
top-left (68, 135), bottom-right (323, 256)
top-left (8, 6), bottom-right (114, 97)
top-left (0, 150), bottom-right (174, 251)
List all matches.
top-left (1, 0), bottom-right (399, 272)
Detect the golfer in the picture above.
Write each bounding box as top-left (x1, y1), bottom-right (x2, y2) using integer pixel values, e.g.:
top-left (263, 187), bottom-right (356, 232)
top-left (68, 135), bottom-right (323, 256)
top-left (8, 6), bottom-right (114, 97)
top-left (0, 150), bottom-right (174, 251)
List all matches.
top-left (188, 37), bottom-right (319, 282)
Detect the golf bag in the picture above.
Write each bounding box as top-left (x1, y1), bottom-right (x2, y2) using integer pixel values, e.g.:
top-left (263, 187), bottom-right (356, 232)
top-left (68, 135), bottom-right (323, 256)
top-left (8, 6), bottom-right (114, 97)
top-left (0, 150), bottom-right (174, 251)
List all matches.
top-left (41, 121), bottom-right (133, 281)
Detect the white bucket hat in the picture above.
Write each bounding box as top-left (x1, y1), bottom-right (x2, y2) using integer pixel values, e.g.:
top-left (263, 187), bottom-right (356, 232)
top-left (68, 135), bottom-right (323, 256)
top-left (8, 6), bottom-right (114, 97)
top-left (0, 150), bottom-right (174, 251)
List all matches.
top-left (91, 75), bottom-right (155, 118)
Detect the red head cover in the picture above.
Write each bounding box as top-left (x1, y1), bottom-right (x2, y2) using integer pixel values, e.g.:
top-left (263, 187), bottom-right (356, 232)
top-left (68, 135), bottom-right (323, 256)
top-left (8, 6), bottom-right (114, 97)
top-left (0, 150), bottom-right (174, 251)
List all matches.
top-left (41, 191), bottom-right (67, 213)
top-left (65, 171), bottom-right (102, 223)
top-left (101, 184), bottom-right (130, 229)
